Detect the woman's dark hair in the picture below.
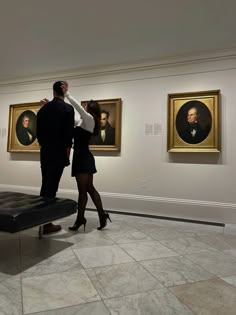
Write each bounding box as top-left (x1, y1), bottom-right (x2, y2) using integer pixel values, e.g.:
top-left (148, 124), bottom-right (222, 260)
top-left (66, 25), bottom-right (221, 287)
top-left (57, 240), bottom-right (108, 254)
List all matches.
top-left (86, 100), bottom-right (101, 135)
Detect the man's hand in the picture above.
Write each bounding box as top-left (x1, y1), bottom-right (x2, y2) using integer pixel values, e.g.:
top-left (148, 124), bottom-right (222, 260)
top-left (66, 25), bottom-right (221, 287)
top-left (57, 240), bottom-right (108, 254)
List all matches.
top-left (40, 98), bottom-right (49, 106)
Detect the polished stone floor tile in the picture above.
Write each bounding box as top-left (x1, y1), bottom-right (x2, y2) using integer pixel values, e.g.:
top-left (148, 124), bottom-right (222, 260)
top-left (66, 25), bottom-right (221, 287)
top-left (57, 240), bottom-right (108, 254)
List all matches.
top-left (224, 224), bottom-right (236, 235)
top-left (141, 227), bottom-right (195, 241)
top-left (137, 218), bottom-right (222, 234)
top-left (102, 230), bottom-right (152, 244)
top-left (196, 234), bottom-right (236, 250)
top-left (160, 237), bottom-right (216, 255)
top-left (71, 230), bottom-right (115, 248)
top-left (119, 240), bottom-right (178, 261)
top-left (22, 248), bottom-right (82, 278)
top-left (124, 217), bottom-right (168, 230)
top-left (0, 275), bottom-right (22, 315)
top-left (0, 239), bottom-right (20, 257)
top-left (20, 227), bottom-right (44, 239)
top-left (0, 239), bottom-right (21, 281)
top-left (0, 231), bottom-right (20, 240)
top-left (22, 269), bottom-right (100, 314)
top-left (103, 221), bottom-right (137, 233)
top-left (139, 220), bottom-right (224, 237)
top-left (141, 256), bottom-right (215, 287)
top-left (74, 245), bottom-right (134, 268)
top-left (185, 250), bottom-right (236, 276)
top-left (221, 275), bottom-right (236, 288)
top-left (27, 301), bottom-right (110, 315)
top-left (1, 212), bottom-right (236, 314)
top-left (104, 288), bottom-right (193, 315)
top-left (223, 248), bottom-right (236, 258)
top-left (86, 262), bottom-right (163, 299)
top-left (170, 278), bottom-right (236, 315)
top-left (20, 236), bottom-right (72, 257)
top-left (178, 223), bottom-right (224, 235)
top-left (0, 273), bottom-right (11, 284)
top-left (20, 237), bottom-right (73, 272)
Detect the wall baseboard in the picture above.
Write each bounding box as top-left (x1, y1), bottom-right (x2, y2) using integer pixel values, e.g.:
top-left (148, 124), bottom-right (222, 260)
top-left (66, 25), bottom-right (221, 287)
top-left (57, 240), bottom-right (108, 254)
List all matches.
top-left (0, 184), bottom-right (235, 224)
top-left (87, 208), bottom-right (224, 227)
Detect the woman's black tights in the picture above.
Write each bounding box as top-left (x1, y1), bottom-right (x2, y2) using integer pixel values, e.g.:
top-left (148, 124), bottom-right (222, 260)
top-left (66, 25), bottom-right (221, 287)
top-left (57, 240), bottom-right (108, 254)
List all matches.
top-left (75, 174), bottom-right (104, 221)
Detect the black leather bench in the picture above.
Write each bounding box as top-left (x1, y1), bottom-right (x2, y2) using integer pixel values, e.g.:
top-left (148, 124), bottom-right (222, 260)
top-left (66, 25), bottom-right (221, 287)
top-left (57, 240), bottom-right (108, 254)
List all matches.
top-left (0, 192), bottom-right (77, 238)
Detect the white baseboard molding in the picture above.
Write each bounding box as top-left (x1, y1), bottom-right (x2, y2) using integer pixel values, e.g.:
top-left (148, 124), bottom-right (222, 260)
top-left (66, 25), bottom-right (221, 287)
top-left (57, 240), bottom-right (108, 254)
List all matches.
top-left (1, 184), bottom-right (236, 224)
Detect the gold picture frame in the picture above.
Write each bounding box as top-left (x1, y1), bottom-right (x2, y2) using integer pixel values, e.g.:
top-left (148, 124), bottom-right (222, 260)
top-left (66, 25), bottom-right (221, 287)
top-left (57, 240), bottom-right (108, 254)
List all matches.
top-left (7, 102), bottom-right (40, 152)
top-left (81, 98), bottom-right (122, 152)
top-left (167, 90), bottom-right (220, 152)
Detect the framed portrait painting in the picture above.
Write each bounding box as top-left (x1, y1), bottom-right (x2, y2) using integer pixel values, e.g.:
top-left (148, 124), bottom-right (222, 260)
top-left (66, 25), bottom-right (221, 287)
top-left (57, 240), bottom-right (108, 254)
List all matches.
top-left (167, 90), bottom-right (220, 152)
top-left (81, 98), bottom-right (122, 151)
top-left (7, 102), bottom-right (40, 152)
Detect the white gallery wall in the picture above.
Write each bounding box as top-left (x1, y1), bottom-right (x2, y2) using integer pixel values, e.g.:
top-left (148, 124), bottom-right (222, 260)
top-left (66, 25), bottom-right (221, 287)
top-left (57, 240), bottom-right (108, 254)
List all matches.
top-left (0, 55), bottom-right (236, 223)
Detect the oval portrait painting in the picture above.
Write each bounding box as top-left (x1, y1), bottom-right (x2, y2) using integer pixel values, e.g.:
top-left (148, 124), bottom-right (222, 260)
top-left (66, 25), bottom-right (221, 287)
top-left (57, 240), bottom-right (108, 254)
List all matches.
top-left (16, 110), bottom-right (37, 146)
top-left (176, 100), bottom-right (212, 144)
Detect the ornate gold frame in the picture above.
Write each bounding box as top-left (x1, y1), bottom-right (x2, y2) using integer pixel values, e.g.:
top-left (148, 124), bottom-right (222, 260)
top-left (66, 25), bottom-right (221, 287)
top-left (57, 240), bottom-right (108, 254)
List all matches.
top-left (7, 102), bottom-right (40, 153)
top-left (167, 90), bottom-right (220, 152)
top-left (81, 98), bottom-right (122, 152)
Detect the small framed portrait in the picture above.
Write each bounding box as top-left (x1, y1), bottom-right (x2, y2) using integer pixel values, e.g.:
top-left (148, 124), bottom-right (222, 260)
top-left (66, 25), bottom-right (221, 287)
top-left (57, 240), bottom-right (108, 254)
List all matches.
top-left (81, 98), bottom-right (122, 151)
top-left (167, 90), bottom-right (220, 152)
top-left (7, 103), bottom-right (40, 152)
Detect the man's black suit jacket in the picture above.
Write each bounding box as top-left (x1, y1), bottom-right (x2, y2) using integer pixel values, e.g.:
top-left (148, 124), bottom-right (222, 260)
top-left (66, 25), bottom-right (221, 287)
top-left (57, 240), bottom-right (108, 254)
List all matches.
top-left (37, 97), bottom-right (74, 166)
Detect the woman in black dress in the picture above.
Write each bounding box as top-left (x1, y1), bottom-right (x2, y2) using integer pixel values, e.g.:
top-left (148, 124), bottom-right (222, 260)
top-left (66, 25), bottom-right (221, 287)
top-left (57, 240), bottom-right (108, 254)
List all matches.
top-left (61, 82), bottom-right (111, 231)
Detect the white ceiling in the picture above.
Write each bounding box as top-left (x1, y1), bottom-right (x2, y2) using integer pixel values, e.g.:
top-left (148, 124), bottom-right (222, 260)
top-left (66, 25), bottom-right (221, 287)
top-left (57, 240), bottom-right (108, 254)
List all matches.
top-left (1, 0), bottom-right (236, 82)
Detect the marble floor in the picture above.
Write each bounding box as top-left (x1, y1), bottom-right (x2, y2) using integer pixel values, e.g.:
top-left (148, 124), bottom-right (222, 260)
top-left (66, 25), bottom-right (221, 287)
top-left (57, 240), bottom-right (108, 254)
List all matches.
top-left (1, 212), bottom-right (236, 315)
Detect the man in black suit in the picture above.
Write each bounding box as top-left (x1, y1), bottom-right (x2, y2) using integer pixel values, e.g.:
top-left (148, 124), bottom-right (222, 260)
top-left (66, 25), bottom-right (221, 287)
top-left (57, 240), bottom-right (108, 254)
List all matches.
top-left (90, 110), bottom-right (115, 145)
top-left (179, 107), bottom-right (208, 144)
top-left (16, 115), bottom-right (36, 145)
top-left (37, 81), bottom-right (74, 234)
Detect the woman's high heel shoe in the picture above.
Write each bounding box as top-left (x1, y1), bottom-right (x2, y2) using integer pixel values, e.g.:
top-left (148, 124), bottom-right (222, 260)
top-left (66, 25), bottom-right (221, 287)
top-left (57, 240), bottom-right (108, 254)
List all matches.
top-left (97, 212), bottom-right (112, 230)
top-left (69, 218), bottom-right (87, 232)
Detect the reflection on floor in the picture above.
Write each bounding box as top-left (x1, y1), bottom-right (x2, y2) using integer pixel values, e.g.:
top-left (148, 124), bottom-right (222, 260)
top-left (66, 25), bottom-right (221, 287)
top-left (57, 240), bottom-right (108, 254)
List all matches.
top-left (1, 211), bottom-right (236, 314)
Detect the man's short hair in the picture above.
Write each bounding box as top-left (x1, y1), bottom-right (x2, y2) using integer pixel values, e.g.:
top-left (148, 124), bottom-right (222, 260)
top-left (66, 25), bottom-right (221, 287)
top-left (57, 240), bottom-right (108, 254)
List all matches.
top-left (53, 81), bottom-right (64, 97)
top-left (101, 110), bottom-right (110, 119)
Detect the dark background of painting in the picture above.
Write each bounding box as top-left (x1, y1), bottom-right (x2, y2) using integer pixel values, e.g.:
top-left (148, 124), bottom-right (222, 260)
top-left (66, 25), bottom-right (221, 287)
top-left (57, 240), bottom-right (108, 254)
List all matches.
top-left (16, 110), bottom-right (37, 145)
top-left (176, 100), bottom-right (212, 138)
top-left (89, 103), bottom-right (116, 145)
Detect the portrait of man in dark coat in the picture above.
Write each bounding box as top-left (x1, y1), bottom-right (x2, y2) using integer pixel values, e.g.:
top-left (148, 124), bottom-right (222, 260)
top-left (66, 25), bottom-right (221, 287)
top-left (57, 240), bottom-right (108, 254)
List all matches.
top-left (176, 100), bottom-right (212, 145)
top-left (16, 111), bottom-right (36, 146)
top-left (90, 110), bottom-right (115, 145)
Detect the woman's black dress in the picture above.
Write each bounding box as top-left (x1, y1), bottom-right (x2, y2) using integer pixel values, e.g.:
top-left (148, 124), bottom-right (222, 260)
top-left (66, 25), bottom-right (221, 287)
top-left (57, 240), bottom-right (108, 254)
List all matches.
top-left (72, 126), bottom-right (97, 176)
